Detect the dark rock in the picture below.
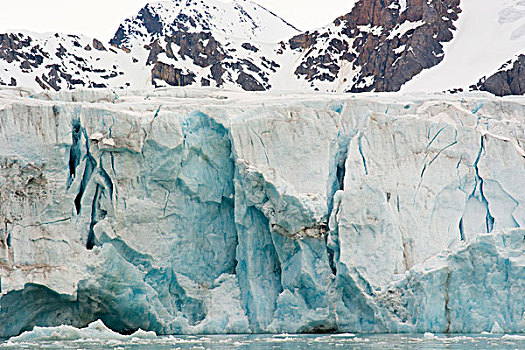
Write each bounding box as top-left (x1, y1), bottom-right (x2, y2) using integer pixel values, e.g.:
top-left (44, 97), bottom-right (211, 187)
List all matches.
top-left (170, 31), bottom-right (227, 68)
top-left (0, 33), bottom-right (33, 63)
top-left (151, 62), bottom-right (196, 87)
top-left (138, 5), bottom-right (164, 35)
top-left (102, 72), bottom-right (119, 79)
top-left (109, 25), bottom-right (127, 48)
top-left (289, 32), bottom-right (318, 50)
top-left (92, 39), bottom-right (107, 51)
top-left (210, 63), bottom-right (225, 87)
top-left (55, 44), bottom-right (67, 58)
top-left (41, 65), bottom-right (62, 91)
top-left (20, 60), bottom-right (32, 70)
top-left (142, 31), bottom-right (271, 90)
top-left (145, 40), bottom-right (164, 65)
top-left (475, 55), bottom-right (525, 96)
top-left (35, 76), bottom-right (48, 90)
top-left (241, 43), bottom-right (259, 52)
top-left (89, 82), bottom-right (107, 88)
top-left (236, 72), bottom-right (265, 91)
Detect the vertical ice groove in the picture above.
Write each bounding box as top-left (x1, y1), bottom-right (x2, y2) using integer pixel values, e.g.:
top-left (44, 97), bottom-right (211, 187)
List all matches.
top-left (327, 132), bottom-right (350, 215)
top-left (357, 132), bottom-right (368, 175)
top-left (67, 118), bottom-right (83, 189)
top-left (445, 268), bottom-right (451, 333)
top-left (73, 152), bottom-right (96, 215)
top-left (472, 135), bottom-right (495, 233)
top-left (326, 128), bottom-right (350, 274)
top-left (86, 184), bottom-right (101, 250)
top-left (66, 114), bottom-right (117, 249)
top-left (458, 217), bottom-right (465, 241)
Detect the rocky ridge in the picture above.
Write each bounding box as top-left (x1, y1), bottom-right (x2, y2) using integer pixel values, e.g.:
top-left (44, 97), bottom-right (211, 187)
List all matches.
top-left (472, 54), bottom-right (525, 96)
top-left (286, 0), bottom-right (461, 92)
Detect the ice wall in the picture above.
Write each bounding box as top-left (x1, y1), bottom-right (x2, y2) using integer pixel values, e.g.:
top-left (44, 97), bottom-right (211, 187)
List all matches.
top-left (0, 87), bottom-right (523, 337)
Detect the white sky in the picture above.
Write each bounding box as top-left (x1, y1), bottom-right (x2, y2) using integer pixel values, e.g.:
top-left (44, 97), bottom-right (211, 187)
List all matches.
top-left (0, 0), bottom-right (357, 41)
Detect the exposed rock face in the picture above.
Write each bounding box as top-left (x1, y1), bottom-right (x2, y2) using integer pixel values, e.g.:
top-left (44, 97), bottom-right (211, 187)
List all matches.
top-left (144, 32), bottom-right (271, 90)
top-left (106, 0), bottom-right (295, 91)
top-left (0, 87), bottom-right (524, 337)
top-left (473, 55), bottom-right (525, 96)
top-left (287, 0), bottom-right (461, 92)
top-left (151, 61), bottom-right (195, 87)
top-left (92, 39), bottom-right (107, 51)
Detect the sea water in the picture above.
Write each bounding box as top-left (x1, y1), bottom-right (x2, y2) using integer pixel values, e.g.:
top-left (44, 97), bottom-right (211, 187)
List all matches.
top-left (1, 333), bottom-right (524, 349)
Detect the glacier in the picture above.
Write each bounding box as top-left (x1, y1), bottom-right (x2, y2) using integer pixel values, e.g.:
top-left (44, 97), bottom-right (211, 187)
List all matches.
top-left (0, 87), bottom-right (523, 337)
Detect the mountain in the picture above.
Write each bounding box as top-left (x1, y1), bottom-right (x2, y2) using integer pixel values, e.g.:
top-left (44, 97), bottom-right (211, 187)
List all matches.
top-left (0, 0), bottom-right (299, 92)
top-left (1, 0), bottom-right (525, 339)
top-left (110, 0), bottom-right (299, 48)
top-left (109, 0), bottom-right (299, 90)
top-left (281, 0), bottom-right (461, 92)
top-left (1, 0), bottom-right (525, 96)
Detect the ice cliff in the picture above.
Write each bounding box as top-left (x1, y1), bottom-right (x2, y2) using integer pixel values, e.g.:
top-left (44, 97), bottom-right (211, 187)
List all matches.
top-left (0, 87), bottom-right (523, 337)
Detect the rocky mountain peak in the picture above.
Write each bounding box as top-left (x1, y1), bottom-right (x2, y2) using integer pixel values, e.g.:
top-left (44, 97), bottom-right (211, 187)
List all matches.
top-left (287, 0), bottom-right (461, 92)
top-left (110, 0), bottom-right (299, 51)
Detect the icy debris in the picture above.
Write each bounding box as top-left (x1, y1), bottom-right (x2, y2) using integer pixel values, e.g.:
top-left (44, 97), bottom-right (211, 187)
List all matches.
top-left (9, 320), bottom-right (156, 342)
top-left (501, 334), bottom-right (525, 340)
top-left (89, 132), bottom-right (104, 141)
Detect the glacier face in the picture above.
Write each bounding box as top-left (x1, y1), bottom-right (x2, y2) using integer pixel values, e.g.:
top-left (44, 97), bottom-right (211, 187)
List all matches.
top-left (0, 87), bottom-right (524, 337)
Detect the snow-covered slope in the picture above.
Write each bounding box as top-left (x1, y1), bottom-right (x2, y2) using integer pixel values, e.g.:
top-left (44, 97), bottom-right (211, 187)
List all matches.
top-left (0, 87), bottom-right (524, 336)
top-left (1, 0), bottom-right (525, 95)
top-left (110, 0), bottom-right (299, 49)
top-left (0, 31), bottom-right (148, 91)
top-left (0, 0), bottom-right (300, 92)
top-left (108, 0), bottom-right (299, 90)
top-left (402, 0), bottom-right (525, 94)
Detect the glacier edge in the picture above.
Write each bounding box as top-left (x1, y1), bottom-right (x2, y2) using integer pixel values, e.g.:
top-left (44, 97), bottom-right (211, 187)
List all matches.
top-left (0, 87), bottom-right (524, 337)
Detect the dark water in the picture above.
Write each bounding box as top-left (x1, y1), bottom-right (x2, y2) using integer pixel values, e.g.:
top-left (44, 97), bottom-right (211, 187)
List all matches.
top-left (2, 333), bottom-right (525, 349)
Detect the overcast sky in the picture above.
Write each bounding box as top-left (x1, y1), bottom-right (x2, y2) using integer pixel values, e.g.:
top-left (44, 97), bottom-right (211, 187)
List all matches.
top-left (0, 0), bottom-right (357, 41)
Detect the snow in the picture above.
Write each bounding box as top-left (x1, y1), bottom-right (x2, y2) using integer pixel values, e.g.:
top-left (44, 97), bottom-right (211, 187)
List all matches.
top-left (387, 0), bottom-right (407, 14)
top-left (0, 87), bottom-right (524, 336)
top-left (393, 45), bottom-right (406, 54)
top-left (116, 0), bottom-right (299, 49)
top-left (402, 0), bottom-right (525, 93)
top-left (357, 25), bottom-right (383, 36)
top-left (387, 20), bottom-right (425, 40)
top-left (0, 31), bottom-right (150, 92)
